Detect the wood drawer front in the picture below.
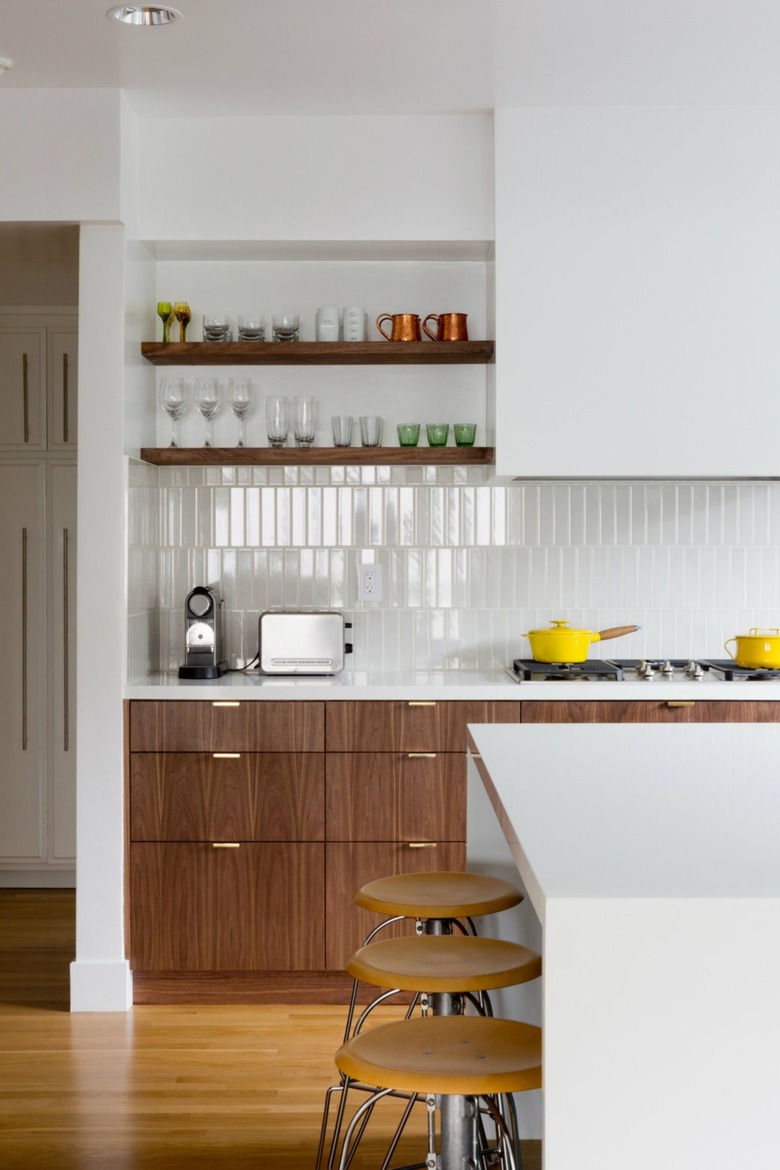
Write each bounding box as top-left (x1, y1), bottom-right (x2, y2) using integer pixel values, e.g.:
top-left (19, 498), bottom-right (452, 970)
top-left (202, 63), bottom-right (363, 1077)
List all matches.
top-left (325, 753), bottom-right (466, 842)
top-left (129, 753), bottom-right (325, 842)
top-left (130, 842), bottom-right (325, 972)
top-left (521, 700), bottom-right (780, 723)
top-left (325, 841), bottom-right (467, 970)
top-left (129, 700), bottom-right (324, 752)
top-left (326, 700), bottom-right (521, 752)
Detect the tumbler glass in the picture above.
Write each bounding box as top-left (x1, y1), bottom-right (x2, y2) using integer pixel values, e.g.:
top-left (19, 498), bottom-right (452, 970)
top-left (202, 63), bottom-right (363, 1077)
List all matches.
top-left (266, 395), bottom-right (290, 448)
top-left (359, 416), bottom-right (383, 447)
top-left (238, 314), bottom-right (265, 342)
top-left (293, 395), bottom-right (316, 447)
top-left (331, 416), bottom-right (354, 447)
top-left (202, 313), bottom-right (232, 342)
top-left (272, 314), bottom-right (300, 342)
top-left (426, 423), bottom-right (450, 447)
top-left (397, 423), bottom-right (420, 447)
top-left (453, 423), bottom-right (477, 447)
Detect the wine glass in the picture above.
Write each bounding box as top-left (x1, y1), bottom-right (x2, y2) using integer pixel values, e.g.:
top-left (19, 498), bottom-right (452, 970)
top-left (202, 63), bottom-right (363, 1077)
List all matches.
top-left (158, 377), bottom-right (188, 447)
top-left (227, 377), bottom-right (253, 447)
top-left (193, 377), bottom-right (222, 447)
top-left (173, 301), bottom-right (191, 342)
top-left (156, 301), bottom-right (173, 344)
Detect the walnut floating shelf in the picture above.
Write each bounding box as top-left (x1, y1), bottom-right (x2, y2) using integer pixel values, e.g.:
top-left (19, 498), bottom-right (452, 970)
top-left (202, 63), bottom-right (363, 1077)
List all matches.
top-left (140, 447), bottom-right (495, 466)
top-left (141, 340), bottom-right (494, 366)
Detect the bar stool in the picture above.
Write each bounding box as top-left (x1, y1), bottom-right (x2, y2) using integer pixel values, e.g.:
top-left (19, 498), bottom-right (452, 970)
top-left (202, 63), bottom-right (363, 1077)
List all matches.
top-left (354, 871), bottom-right (523, 939)
top-left (334, 1015), bottom-right (542, 1170)
top-left (317, 935), bottom-right (542, 1170)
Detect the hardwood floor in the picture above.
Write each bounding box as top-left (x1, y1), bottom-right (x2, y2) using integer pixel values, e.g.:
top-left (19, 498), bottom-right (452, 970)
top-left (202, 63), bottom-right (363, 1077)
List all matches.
top-left (0, 890), bottom-right (541, 1169)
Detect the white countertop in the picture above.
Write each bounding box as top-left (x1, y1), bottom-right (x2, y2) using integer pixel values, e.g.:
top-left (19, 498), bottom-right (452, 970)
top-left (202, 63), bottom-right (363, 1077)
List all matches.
top-left (467, 721), bottom-right (780, 1170)
top-left (123, 667), bottom-right (780, 700)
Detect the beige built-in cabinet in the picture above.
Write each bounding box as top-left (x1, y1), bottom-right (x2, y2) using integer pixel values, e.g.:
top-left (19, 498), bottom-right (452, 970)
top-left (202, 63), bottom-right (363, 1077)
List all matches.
top-left (0, 309), bottom-right (77, 884)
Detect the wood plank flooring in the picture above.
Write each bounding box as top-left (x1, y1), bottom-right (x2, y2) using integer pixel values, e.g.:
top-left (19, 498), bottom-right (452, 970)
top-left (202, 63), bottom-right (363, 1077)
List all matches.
top-left (0, 890), bottom-right (541, 1169)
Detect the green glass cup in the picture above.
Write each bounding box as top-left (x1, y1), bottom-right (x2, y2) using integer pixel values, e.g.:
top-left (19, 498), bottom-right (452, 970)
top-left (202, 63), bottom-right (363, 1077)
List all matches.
top-left (426, 423), bottom-right (450, 447)
top-left (454, 423), bottom-right (477, 447)
top-left (397, 423), bottom-right (420, 447)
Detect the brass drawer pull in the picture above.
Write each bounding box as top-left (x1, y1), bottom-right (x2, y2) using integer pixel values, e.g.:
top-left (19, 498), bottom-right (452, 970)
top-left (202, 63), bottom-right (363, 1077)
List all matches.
top-left (666, 701), bottom-right (695, 708)
top-left (212, 700), bottom-right (240, 708)
top-left (407, 752), bottom-right (437, 759)
top-left (213, 752), bottom-right (240, 759)
top-left (211, 842), bottom-right (240, 848)
top-left (408, 842), bottom-right (438, 849)
top-left (408, 700), bottom-right (436, 707)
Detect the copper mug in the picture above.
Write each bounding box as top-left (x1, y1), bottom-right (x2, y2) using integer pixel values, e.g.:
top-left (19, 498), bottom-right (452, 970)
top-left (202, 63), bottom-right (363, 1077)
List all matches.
top-left (376, 312), bottom-right (421, 342)
top-left (423, 312), bottom-right (469, 342)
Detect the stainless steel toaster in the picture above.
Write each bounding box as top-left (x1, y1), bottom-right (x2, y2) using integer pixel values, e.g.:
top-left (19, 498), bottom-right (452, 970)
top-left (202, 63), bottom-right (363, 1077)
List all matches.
top-left (257, 610), bottom-right (353, 674)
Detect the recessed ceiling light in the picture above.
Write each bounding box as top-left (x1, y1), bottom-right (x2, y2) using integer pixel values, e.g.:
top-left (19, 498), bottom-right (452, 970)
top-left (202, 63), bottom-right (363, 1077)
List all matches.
top-left (0, 57), bottom-right (14, 76)
top-left (107, 6), bottom-right (182, 26)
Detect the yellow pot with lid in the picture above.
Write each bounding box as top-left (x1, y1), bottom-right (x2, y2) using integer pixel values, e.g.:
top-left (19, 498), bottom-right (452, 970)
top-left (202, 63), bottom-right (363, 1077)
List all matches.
top-left (724, 629), bottom-right (780, 670)
top-left (523, 619), bottom-right (640, 664)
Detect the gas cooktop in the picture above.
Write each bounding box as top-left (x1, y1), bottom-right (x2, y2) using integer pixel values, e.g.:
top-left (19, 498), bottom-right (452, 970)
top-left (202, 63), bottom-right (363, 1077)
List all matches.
top-left (507, 658), bottom-right (780, 683)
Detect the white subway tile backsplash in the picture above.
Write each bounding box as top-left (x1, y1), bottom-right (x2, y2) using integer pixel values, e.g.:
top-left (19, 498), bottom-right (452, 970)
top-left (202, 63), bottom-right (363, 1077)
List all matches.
top-left (126, 462), bottom-right (780, 679)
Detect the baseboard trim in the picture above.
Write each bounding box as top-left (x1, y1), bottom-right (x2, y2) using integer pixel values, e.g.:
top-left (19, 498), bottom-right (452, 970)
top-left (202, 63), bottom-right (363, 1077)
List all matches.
top-left (132, 970), bottom-right (361, 1005)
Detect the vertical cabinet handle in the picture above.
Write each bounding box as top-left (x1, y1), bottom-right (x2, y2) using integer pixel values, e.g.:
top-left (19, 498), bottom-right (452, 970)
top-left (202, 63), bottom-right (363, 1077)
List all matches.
top-left (21, 528), bottom-right (28, 750)
top-left (63, 528), bottom-right (69, 751)
top-left (62, 353), bottom-right (69, 444)
top-left (22, 353), bottom-right (29, 444)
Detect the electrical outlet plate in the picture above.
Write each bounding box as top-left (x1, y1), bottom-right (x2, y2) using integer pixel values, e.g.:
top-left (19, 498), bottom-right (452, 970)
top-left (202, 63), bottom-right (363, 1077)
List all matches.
top-left (358, 564), bottom-right (383, 601)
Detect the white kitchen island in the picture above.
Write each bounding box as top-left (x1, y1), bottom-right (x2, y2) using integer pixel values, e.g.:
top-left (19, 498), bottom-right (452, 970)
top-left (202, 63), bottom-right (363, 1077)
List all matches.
top-left (466, 722), bottom-right (780, 1170)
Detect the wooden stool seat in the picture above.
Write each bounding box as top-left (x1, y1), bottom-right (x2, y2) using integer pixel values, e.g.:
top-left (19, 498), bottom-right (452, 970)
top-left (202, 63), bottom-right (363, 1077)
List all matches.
top-left (354, 871), bottom-right (522, 919)
top-left (336, 1016), bottom-right (542, 1096)
top-left (346, 934), bottom-right (542, 993)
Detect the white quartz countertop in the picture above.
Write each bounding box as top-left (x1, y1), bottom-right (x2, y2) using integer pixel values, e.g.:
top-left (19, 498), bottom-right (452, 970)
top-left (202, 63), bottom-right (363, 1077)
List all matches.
top-left (123, 668), bottom-right (780, 700)
top-left (468, 722), bottom-right (780, 913)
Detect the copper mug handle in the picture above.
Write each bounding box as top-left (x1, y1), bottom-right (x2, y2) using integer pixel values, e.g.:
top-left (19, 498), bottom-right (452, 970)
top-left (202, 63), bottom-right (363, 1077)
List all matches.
top-left (376, 313), bottom-right (394, 341)
top-left (422, 313), bottom-right (440, 341)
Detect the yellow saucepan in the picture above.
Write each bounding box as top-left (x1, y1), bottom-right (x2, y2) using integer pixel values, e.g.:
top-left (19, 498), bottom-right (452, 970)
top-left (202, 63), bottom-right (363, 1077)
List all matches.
top-left (523, 619), bottom-right (640, 664)
top-left (725, 629), bottom-right (780, 670)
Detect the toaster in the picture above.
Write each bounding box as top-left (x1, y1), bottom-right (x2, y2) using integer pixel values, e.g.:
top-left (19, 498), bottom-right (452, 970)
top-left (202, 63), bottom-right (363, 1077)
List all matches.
top-left (258, 610), bottom-right (352, 675)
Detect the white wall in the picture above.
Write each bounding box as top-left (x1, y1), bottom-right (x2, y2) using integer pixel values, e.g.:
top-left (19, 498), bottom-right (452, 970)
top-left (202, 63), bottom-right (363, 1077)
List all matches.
top-left (138, 115), bottom-right (494, 243)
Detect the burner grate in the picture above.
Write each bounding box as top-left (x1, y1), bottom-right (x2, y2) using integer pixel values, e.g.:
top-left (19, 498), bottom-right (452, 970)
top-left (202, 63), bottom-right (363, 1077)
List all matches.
top-left (698, 659), bottom-right (780, 681)
top-left (511, 659), bottom-right (624, 682)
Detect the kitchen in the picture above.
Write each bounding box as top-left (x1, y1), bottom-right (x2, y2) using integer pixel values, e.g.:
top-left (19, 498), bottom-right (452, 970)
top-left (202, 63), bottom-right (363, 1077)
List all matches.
top-left (2, 2), bottom-right (780, 1167)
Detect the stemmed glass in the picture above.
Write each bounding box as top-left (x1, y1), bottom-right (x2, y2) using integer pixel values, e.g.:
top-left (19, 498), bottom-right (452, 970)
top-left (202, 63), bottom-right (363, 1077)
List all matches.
top-left (158, 377), bottom-right (188, 447)
top-left (227, 377), bottom-right (253, 447)
top-left (156, 301), bottom-right (173, 344)
top-left (173, 301), bottom-right (191, 342)
top-left (193, 377), bottom-right (222, 447)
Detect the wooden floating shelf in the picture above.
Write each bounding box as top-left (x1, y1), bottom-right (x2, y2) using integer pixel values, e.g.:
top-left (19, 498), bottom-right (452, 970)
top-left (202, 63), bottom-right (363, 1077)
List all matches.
top-left (140, 446), bottom-right (495, 466)
top-left (141, 340), bottom-right (494, 366)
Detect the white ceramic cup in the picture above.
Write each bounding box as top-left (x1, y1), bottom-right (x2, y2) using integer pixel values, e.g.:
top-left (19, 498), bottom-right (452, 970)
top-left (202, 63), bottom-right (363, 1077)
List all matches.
top-left (342, 306), bottom-right (366, 342)
top-left (315, 307), bottom-right (340, 342)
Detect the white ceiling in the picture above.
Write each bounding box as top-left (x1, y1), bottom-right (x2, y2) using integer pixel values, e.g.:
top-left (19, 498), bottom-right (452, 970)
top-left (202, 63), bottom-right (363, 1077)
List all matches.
top-left (0, 0), bottom-right (778, 119)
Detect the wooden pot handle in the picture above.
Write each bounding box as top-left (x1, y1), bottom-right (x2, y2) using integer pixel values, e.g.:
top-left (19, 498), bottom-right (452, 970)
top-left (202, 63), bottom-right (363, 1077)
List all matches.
top-left (597, 625), bottom-right (640, 641)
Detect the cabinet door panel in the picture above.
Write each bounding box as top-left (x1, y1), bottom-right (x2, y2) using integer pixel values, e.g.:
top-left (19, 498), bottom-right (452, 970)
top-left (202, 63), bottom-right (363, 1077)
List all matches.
top-left (521, 701), bottom-right (780, 723)
top-left (0, 330), bottom-right (45, 449)
top-left (325, 841), bottom-right (466, 970)
top-left (326, 701), bottom-right (520, 752)
top-left (130, 752), bottom-right (325, 841)
top-left (130, 842), bottom-right (325, 971)
top-left (130, 700), bottom-right (324, 751)
top-left (326, 753), bottom-right (465, 842)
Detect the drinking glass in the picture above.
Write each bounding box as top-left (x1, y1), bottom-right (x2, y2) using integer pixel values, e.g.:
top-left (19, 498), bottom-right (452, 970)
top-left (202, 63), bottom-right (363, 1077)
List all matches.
top-left (202, 313), bottom-right (232, 342)
top-left (359, 416), bottom-right (383, 447)
top-left (173, 301), bottom-right (191, 342)
top-left (158, 377), bottom-right (188, 447)
top-left (193, 377), bottom-right (222, 446)
top-left (227, 377), bottom-right (253, 447)
top-left (454, 423), bottom-right (477, 447)
top-left (331, 416), bottom-right (354, 447)
top-left (272, 314), bottom-right (300, 342)
top-left (156, 301), bottom-right (173, 344)
top-left (293, 395), bottom-right (316, 447)
top-left (266, 395), bottom-right (290, 448)
top-left (397, 423), bottom-right (420, 447)
top-left (238, 314), bottom-right (265, 342)
top-left (426, 423), bottom-right (450, 447)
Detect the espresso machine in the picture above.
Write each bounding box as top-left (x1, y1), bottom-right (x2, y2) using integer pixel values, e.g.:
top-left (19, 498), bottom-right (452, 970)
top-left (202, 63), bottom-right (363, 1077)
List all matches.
top-left (178, 586), bottom-right (227, 679)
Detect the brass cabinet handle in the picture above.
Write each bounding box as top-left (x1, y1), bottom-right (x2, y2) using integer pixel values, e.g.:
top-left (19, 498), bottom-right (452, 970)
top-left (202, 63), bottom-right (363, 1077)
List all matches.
top-left (212, 700), bottom-right (240, 707)
top-left (666, 701), bottom-right (695, 708)
top-left (407, 752), bottom-right (437, 759)
top-left (22, 351), bottom-right (29, 442)
top-left (211, 842), bottom-right (240, 849)
top-left (212, 752), bottom-right (240, 759)
top-left (21, 527), bottom-right (27, 750)
top-left (408, 700), bottom-right (436, 707)
top-left (408, 842), bottom-right (438, 849)
top-left (62, 352), bottom-right (69, 444)
top-left (63, 528), bottom-right (69, 751)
